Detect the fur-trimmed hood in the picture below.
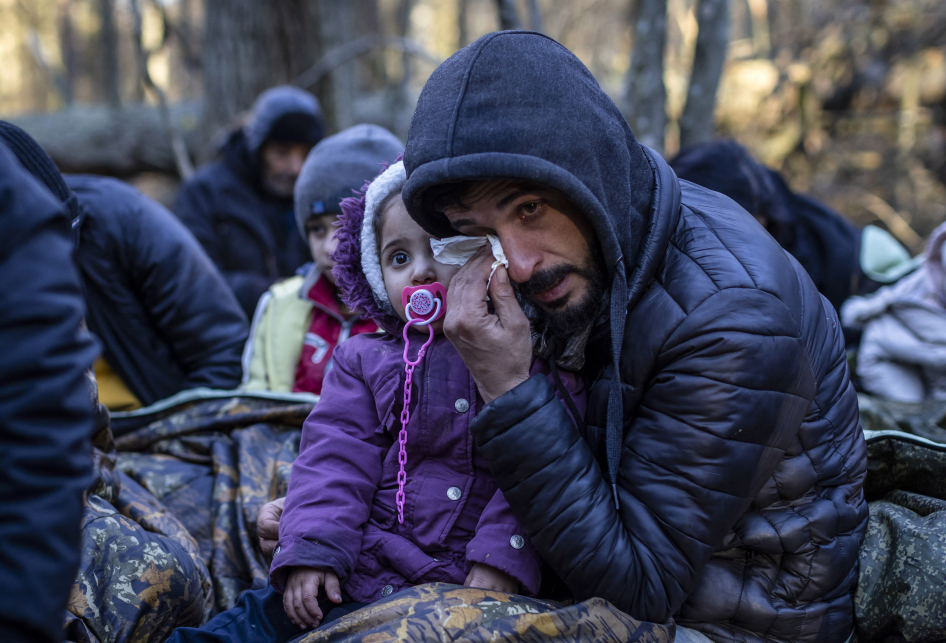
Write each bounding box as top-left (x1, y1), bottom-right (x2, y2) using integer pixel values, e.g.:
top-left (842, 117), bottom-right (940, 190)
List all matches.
top-left (332, 161), bottom-right (406, 335)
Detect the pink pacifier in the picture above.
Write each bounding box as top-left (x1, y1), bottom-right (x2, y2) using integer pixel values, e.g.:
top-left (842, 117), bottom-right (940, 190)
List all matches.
top-left (401, 282), bottom-right (447, 325)
top-left (393, 282), bottom-right (448, 525)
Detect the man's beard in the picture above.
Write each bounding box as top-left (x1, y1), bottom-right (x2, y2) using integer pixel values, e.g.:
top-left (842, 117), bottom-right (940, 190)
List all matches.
top-left (262, 172), bottom-right (297, 198)
top-left (514, 252), bottom-right (608, 339)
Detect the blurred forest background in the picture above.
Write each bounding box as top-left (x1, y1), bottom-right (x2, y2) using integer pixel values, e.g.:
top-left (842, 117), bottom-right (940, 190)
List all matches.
top-left (2, 0), bottom-right (945, 250)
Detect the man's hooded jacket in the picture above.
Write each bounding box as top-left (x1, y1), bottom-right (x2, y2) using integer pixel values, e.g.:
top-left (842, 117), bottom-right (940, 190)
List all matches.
top-left (67, 175), bottom-right (249, 406)
top-left (174, 86), bottom-right (323, 318)
top-left (670, 140), bottom-right (865, 313)
top-left (402, 32), bottom-right (868, 643)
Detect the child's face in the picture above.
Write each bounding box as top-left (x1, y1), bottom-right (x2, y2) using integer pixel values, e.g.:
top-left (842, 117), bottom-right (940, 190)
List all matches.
top-left (306, 212), bottom-right (341, 285)
top-left (380, 196), bottom-right (461, 333)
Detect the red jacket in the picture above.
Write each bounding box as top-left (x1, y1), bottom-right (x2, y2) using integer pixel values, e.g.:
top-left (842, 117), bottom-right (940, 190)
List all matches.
top-left (293, 271), bottom-right (377, 394)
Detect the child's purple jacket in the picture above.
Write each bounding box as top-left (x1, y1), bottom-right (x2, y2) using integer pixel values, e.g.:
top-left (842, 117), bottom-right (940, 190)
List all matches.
top-left (271, 331), bottom-right (584, 602)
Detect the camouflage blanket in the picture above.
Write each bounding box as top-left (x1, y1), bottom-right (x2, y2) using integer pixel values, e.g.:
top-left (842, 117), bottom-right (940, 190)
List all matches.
top-left (64, 390), bottom-right (946, 643)
top-left (64, 391), bottom-right (312, 643)
top-left (857, 421), bottom-right (946, 643)
top-left (297, 583), bottom-right (673, 643)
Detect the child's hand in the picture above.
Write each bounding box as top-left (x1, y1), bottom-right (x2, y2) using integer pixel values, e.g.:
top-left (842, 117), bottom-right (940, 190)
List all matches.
top-left (463, 563), bottom-right (519, 594)
top-left (283, 566), bottom-right (342, 629)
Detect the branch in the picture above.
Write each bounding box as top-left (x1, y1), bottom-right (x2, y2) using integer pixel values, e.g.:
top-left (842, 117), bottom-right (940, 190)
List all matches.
top-left (293, 34), bottom-right (441, 90)
top-left (25, 30), bottom-right (71, 105)
top-left (129, 0), bottom-right (194, 179)
top-left (862, 192), bottom-right (924, 254)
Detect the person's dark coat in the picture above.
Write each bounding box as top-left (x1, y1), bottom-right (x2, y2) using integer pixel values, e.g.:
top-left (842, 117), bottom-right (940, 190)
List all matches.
top-left (66, 174), bottom-right (249, 407)
top-left (0, 141), bottom-right (98, 643)
top-left (670, 140), bottom-right (863, 312)
top-left (173, 89), bottom-right (322, 318)
top-left (402, 32), bottom-right (868, 643)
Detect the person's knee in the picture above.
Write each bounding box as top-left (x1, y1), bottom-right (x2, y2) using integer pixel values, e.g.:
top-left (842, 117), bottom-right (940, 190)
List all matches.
top-left (69, 501), bottom-right (213, 642)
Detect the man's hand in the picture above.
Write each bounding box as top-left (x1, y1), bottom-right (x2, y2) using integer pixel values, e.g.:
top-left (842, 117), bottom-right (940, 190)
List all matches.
top-left (257, 497), bottom-right (285, 558)
top-left (444, 248), bottom-right (532, 403)
top-left (283, 567), bottom-right (342, 629)
top-left (464, 563), bottom-right (519, 594)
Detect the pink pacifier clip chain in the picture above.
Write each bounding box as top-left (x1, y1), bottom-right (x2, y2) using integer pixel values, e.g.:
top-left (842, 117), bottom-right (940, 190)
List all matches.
top-left (395, 318), bottom-right (435, 524)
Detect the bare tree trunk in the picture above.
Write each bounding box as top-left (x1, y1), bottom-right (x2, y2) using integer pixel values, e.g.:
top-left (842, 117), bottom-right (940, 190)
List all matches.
top-left (458, 0), bottom-right (469, 48)
top-left (202, 0), bottom-right (321, 143)
top-left (527, 0), bottom-right (543, 32)
top-left (317, 0), bottom-right (357, 132)
top-left (679, 0), bottom-right (729, 149)
top-left (496, 0), bottom-right (522, 31)
top-left (129, 0), bottom-right (194, 178)
top-left (57, 1), bottom-right (76, 105)
top-left (625, 0), bottom-right (667, 152)
top-left (97, 0), bottom-right (120, 107)
top-left (393, 0), bottom-right (415, 138)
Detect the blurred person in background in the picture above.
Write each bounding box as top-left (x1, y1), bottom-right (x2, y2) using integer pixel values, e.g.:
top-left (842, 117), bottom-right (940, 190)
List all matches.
top-left (241, 124), bottom-right (403, 395)
top-left (67, 174), bottom-right (249, 409)
top-left (2, 121), bottom-right (218, 640)
top-left (842, 221), bottom-right (946, 403)
top-left (175, 86), bottom-right (325, 318)
top-left (0, 138), bottom-right (98, 643)
top-left (670, 139), bottom-right (910, 313)
top-left (0, 122), bottom-right (249, 411)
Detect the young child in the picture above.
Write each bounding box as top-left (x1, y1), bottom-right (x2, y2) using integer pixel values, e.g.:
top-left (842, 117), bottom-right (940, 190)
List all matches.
top-left (241, 124), bottom-right (403, 394)
top-left (270, 161), bottom-right (586, 630)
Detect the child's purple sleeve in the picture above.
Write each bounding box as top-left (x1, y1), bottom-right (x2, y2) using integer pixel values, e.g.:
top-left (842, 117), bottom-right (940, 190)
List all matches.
top-left (531, 358), bottom-right (587, 428)
top-left (270, 340), bottom-right (391, 591)
top-left (465, 489), bottom-right (542, 595)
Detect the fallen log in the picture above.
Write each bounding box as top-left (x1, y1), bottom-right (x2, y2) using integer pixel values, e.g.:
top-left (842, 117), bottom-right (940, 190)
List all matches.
top-left (5, 101), bottom-right (203, 177)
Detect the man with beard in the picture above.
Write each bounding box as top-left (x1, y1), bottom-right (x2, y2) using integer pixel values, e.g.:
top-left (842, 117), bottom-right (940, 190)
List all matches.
top-left (397, 32), bottom-right (868, 643)
top-left (175, 86), bottom-right (324, 318)
top-left (216, 32), bottom-right (867, 643)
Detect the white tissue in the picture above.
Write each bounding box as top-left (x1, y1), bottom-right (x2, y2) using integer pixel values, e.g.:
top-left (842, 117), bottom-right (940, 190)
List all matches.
top-left (431, 234), bottom-right (509, 291)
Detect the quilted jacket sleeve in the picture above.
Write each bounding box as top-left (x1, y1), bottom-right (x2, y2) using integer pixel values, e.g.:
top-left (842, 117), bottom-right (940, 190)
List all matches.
top-left (471, 287), bottom-right (816, 624)
top-left (271, 341), bottom-right (392, 590)
top-left (124, 191), bottom-right (249, 391)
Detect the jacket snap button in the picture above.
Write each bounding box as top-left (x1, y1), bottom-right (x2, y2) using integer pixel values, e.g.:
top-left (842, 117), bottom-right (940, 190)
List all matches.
top-left (447, 486), bottom-right (462, 501)
top-left (510, 535), bottom-right (525, 550)
top-left (455, 398), bottom-right (470, 413)
top-left (381, 584), bottom-right (394, 597)
top-left (273, 545), bottom-right (280, 556)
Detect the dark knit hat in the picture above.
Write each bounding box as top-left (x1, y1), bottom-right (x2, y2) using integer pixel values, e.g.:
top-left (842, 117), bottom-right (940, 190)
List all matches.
top-left (0, 121), bottom-right (81, 237)
top-left (244, 86), bottom-right (324, 153)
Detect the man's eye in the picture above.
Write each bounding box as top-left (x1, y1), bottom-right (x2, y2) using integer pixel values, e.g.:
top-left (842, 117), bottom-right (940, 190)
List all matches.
top-left (391, 251), bottom-right (410, 266)
top-left (520, 201), bottom-right (541, 217)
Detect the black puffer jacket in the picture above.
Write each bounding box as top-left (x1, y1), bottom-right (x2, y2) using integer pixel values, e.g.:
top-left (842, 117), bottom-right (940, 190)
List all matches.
top-left (402, 31), bottom-right (868, 643)
top-left (173, 130), bottom-right (312, 318)
top-left (68, 175), bottom-right (248, 406)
